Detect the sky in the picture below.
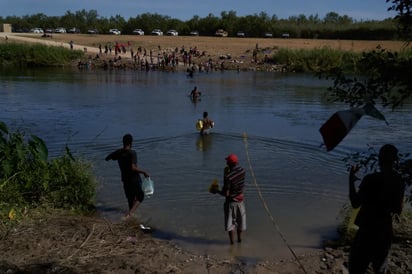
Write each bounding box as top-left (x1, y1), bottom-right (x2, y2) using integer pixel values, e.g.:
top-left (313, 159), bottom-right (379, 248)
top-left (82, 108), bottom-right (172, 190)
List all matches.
top-left (1, 0), bottom-right (396, 21)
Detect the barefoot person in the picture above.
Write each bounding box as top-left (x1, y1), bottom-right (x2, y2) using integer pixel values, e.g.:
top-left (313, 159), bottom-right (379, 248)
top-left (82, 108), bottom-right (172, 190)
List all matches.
top-left (212, 154), bottom-right (246, 244)
top-left (105, 133), bottom-right (149, 217)
top-left (348, 144), bottom-right (405, 274)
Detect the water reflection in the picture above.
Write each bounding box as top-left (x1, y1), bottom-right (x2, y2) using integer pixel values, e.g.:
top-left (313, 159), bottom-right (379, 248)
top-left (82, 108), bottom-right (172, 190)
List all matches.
top-left (196, 134), bottom-right (213, 151)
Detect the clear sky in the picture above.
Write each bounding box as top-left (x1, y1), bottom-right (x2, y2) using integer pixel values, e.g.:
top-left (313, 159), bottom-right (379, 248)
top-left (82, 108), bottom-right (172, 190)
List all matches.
top-left (1, 0), bottom-right (396, 21)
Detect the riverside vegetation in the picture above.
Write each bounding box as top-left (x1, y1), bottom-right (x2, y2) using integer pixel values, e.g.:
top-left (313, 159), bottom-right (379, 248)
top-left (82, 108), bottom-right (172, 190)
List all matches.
top-left (0, 43), bottom-right (83, 67)
top-left (0, 121), bottom-right (96, 221)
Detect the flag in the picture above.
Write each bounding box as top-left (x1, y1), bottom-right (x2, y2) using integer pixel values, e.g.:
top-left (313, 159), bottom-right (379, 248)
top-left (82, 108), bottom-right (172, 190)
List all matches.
top-left (319, 108), bottom-right (364, 151)
top-left (362, 102), bottom-right (389, 125)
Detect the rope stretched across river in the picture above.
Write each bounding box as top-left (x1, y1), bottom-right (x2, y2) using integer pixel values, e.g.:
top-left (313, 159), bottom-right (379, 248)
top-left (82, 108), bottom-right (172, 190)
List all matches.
top-left (242, 132), bottom-right (308, 274)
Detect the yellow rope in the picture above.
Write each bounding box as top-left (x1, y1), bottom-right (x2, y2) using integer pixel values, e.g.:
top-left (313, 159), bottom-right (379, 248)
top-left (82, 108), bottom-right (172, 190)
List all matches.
top-left (242, 132), bottom-right (308, 274)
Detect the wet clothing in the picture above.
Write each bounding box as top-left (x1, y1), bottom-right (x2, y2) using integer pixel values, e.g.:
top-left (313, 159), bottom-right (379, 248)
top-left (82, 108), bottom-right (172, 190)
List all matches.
top-left (222, 165), bottom-right (246, 231)
top-left (200, 118), bottom-right (213, 135)
top-left (349, 170), bottom-right (405, 274)
top-left (106, 148), bottom-right (144, 209)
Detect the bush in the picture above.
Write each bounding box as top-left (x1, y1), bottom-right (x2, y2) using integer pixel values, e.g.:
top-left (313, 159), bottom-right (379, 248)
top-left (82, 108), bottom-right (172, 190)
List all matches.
top-left (272, 47), bottom-right (361, 73)
top-left (0, 121), bottom-right (96, 219)
top-left (0, 43), bottom-right (84, 67)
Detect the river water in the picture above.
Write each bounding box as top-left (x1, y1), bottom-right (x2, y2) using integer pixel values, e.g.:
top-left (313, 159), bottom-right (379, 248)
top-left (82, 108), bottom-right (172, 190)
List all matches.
top-left (1, 68), bottom-right (411, 261)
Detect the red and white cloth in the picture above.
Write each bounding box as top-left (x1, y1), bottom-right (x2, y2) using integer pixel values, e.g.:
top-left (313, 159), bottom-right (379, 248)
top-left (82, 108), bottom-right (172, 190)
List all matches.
top-left (319, 103), bottom-right (387, 151)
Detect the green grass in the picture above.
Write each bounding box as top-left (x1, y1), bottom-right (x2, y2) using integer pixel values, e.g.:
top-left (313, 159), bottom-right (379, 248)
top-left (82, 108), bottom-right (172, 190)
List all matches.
top-left (271, 47), bottom-right (361, 73)
top-left (0, 121), bottom-right (96, 222)
top-left (0, 42), bottom-right (84, 67)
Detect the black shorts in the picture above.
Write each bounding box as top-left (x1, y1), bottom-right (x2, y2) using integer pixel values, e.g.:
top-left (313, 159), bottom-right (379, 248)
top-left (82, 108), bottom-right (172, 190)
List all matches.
top-left (123, 178), bottom-right (144, 210)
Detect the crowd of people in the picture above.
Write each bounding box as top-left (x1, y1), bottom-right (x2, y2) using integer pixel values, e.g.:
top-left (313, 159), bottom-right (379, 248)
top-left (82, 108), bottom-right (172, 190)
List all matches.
top-left (75, 40), bottom-right (232, 73)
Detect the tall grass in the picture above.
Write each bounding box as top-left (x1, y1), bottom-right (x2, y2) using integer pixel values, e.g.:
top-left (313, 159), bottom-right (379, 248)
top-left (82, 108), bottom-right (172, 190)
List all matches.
top-left (0, 121), bottom-right (96, 221)
top-left (270, 46), bottom-right (412, 73)
top-left (271, 47), bottom-right (361, 73)
top-left (0, 42), bottom-right (83, 67)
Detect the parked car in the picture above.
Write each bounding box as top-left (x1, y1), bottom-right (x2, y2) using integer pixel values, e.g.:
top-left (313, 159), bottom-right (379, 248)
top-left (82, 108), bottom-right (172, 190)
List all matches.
top-left (87, 29), bottom-right (99, 34)
top-left (132, 28), bottom-right (144, 35)
top-left (54, 27), bottom-right (66, 33)
top-left (67, 27), bottom-right (81, 34)
top-left (281, 33), bottom-right (290, 38)
top-left (30, 27), bottom-right (44, 34)
top-left (151, 29), bottom-right (163, 35)
top-left (236, 31), bottom-right (246, 37)
top-left (189, 30), bottom-right (199, 36)
top-left (109, 29), bottom-right (121, 35)
top-left (45, 28), bottom-right (54, 34)
top-left (264, 32), bottom-right (273, 38)
top-left (166, 29), bottom-right (178, 36)
top-left (215, 29), bottom-right (228, 37)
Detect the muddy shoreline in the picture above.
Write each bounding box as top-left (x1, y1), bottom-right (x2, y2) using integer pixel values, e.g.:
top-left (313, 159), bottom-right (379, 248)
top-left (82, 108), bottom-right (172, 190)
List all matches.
top-left (0, 210), bottom-right (411, 274)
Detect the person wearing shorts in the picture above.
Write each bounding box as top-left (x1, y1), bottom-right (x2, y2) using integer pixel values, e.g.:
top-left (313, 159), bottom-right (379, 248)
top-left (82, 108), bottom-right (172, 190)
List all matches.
top-left (213, 154), bottom-right (246, 244)
top-left (106, 134), bottom-right (150, 218)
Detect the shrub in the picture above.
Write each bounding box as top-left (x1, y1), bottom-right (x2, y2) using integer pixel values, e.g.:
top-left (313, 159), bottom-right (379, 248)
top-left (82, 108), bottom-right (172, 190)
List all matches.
top-left (0, 43), bottom-right (84, 67)
top-left (0, 121), bottom-right (96, 219)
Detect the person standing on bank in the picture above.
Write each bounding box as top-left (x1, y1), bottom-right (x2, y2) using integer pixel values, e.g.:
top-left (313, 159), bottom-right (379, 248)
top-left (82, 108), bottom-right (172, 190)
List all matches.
top-left (105, 134), bottom-right (150, 218)
top-left (212, 154), bottom-right (246, 244)
top-left (348, 144), bottom-right (405, 274)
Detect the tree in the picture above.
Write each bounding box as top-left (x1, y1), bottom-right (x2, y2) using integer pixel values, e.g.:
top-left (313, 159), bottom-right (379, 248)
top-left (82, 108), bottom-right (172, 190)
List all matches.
top-left (327, 1), bottom-right (412, 110)
top-left (387, 0), bottom-right (412, 40)
top-left (324, 0), bottom-right (412, 203)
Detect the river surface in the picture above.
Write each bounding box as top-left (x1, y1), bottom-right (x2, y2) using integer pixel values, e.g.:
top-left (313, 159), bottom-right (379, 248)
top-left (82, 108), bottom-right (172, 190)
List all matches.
top-left (1, 68), bottom-right (411, 261)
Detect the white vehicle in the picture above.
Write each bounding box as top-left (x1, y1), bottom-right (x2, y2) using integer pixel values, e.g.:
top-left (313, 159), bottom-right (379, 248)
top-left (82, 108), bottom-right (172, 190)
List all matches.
top-left (30, 27), bottom-right (44, 34)
top-left (236, 31), bottom-right (246, 37)
top-left (132, 29), bottom-right (144, 35)
top-left (166, 29), bottom-right (178, 36)
top-left (67, 27), bottom-right (81, 34)
top-left (109, 29), bottom-right (121, 35)
top-left (264, 32), bottom-right (273, 38)
top-left (151, 29), bottom-right (163, 36)
top-left (215, 29), bottom-right (228, 37)
top-left (54, 27), bottom-right (67, 33)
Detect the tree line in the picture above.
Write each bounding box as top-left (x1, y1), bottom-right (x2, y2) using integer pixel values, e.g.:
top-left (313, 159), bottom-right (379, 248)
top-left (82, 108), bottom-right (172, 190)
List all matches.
top-left (0, 9), bottom-right (400, 40)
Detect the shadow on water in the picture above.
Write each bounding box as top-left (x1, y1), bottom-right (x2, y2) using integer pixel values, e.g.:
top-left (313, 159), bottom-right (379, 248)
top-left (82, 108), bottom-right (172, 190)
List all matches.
top-left (152, 228), bottom-right (226, 246)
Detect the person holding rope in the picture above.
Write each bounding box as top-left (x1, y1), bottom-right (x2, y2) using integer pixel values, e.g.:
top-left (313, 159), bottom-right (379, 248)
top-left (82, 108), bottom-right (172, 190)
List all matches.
top-left (211, 154), bottom-right (246, 244)
top-left (348, 144), bottom-right (405, 274)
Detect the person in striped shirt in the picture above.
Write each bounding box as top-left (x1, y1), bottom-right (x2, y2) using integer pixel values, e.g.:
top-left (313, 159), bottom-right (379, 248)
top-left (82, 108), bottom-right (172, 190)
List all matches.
top-left (212, 154), bottom-right (246, 244)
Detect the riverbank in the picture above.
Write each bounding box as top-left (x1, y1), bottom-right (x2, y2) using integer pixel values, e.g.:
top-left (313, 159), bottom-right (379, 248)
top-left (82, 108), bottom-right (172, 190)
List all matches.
top-left (0, 209), bottom-right (411, 274)
top-left (1, 33), bottom-right (410, 72)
